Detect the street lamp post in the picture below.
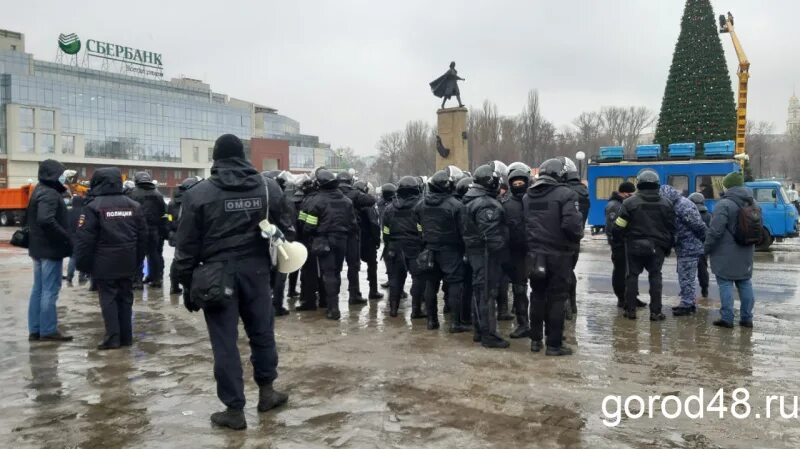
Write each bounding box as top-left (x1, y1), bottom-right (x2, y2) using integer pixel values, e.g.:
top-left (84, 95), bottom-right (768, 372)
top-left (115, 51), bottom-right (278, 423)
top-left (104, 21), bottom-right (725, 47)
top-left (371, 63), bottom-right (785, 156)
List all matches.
top-left (575, 151), bottom-right (586, 180)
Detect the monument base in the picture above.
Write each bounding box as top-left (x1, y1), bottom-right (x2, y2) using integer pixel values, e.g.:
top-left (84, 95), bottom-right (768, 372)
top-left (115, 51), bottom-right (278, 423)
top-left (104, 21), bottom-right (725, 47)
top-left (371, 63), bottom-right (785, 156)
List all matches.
top-left (435, 107), bottom-right (469, 171)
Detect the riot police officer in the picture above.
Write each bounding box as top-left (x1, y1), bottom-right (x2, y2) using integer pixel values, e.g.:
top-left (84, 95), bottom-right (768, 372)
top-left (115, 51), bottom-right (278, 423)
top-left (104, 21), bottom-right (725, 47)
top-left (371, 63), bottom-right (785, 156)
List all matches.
top-left (378, 183), bottom-right (397, 290)
top-left (503, 166), bottom-right (531, 338)
top-left (417, 167), bottom-right (469, 332)
top-left (564, 165), bottom-right (590, 320)
top-left (287, 174), bottom-right (311, 299)
top-left (262, 171), bottom-right (297, 316)
top-left (612, 169), bottom-right (675, 321)
top-left (354, 181), bottom-right (383, 300)
top-left (167, 177), bottom-right (202, 295)
top-left (382, 176), bottom-right (426, 318)
top-left (175, 134), bottom-right (287, 430)
top-left (130, 171), bottom-right (167, 288)
top-left (463, 165), bottom-right (509, 348)
top-left (74, 167), bottom-right (147, 350)
top-left (454, 176), bottom-right (473, 325)
top-left (338, 171), bottom-right (376, 304)
top-left (300, 169), bottom-right (357, 320)
top-left (524, 158), bottom-right (584, 356)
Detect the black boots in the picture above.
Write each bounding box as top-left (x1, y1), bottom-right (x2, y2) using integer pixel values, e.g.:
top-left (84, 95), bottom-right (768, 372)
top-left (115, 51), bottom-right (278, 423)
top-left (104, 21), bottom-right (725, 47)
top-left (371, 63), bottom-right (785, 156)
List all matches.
top-left (530, 340), bottom-right (543, 353)
top-left (388, 295), bottom-right (400, 317)
top-left (427, 316), bottom-right (440, 330)
top-left (410, 295), bottom-right (427, 319)
top-left (545, 345), bottom-right (573, 356)
top-left (169, 282), bottom-right (183, 295)
top-left (349, 294), bottom-right (367, 305)
top-left (258, 384), bottom-right (288, 412)
top-left (481, 333), bottom-right (510, 349)
top-left (368, 290), bottom-right (384, 300)
top-left (509, 285), bottom-right (530, 339)
top-left (497, 291), bottom-right (514, 321)
top-left (211, 408), bottom-right (246, 430)
top-left (448, 286), bottom-right (470, 333)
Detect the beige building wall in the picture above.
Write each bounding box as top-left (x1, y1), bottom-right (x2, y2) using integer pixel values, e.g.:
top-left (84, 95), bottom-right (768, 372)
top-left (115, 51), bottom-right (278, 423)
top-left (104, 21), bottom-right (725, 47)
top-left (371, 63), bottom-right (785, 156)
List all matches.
top-left (0, 29), bottom-right (24, 52)
top-left (180, 138), bottom-right (216, 177)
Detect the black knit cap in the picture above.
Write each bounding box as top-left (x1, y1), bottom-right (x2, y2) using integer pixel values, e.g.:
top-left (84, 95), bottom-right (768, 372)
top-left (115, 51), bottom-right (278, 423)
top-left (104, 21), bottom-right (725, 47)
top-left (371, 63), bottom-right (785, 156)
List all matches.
top-left (213, 134), bottom-right (245, 161)
top-left (618, 181), bottom-right (636, 194)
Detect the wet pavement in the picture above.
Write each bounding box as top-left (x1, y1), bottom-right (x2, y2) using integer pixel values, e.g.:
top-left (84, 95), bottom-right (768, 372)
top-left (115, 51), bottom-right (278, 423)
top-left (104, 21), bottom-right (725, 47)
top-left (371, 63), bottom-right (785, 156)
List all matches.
top-left (1, 228), bottom-right (799, 449)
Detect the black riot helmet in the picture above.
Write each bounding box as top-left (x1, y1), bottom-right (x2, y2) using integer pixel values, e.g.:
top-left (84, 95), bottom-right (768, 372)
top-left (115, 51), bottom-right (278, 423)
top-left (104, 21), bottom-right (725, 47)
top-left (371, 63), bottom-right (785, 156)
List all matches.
top-left (179, 176), bottom-right (202, 192)
top-left (428, 170), bottom-right (455, 194)
top-left (507, 161), bottom-right (531, 174)
top-left (381, 183), bottom-right (397, 200)
top-left (473, 164), bottom-right (501, 193)
top-left (446, 165), bottom-right (466, 183)
top-left (489, 160), bottom-right (509, 181)
top-left (277, 171), bottom-right (294, 190)
top-left (296, 174), bottom-right (314, 194)
top-left (397, 176), bottom-right (421, 198)
top-left (455, 176), bottom-right (473, 198)
top-left (336, 170), bottom-right (354, 185)
top-left (538, 158), bottom-right (568, 182)
top-left (316, 169), bottom-right (338, 190)
top-left (354, 180), bottom-right (369, 193)
top-left (636, 169), bottom-right (660, 188)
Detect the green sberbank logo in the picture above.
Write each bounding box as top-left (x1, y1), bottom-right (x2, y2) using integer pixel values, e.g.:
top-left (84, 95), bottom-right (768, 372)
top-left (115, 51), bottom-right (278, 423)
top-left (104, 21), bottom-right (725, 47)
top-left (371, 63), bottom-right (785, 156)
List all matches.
top-left (58, 33), bottom-right (81, 55)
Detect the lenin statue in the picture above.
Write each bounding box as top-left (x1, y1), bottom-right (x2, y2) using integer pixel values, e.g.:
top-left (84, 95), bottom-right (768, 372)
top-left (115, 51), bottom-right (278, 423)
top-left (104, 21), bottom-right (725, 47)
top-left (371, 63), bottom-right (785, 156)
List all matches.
top-left (430, 61), bottom-right (465, 109)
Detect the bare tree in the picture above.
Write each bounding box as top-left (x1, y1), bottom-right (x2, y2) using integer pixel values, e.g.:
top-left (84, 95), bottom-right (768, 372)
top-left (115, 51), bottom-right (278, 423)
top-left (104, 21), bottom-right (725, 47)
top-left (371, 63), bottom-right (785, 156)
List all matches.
top-left (467, 100), bottom-right (501, 168)
top-left (519, 90), bottom-right (545, 164)
top-left (601, 106), bottom-right (628, 147)
top-left (745, 121), bottom-right (774, 178)
top-left (399, 120), bottom-right (435, 176)
top-left (621, 106), bottom-right (655, 154)
top-left (373, 131), bottom-right (404, 183)
top-left (572, 111), bottom-right (604, 151)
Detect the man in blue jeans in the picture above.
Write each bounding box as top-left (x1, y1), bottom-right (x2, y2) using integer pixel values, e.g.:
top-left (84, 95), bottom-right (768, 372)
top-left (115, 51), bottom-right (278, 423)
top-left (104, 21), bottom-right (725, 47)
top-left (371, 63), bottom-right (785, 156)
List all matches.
top-left (27, 159), bottom-right (74, 341)
top-left (704, 172), bottom-right (756, 328)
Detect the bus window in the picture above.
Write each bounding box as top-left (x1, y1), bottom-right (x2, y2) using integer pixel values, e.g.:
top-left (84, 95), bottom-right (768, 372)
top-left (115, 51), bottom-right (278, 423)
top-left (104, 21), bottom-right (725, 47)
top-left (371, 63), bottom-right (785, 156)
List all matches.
top-left (668, 175), bottom-right (689, 196)
top-left (754, 188), bottom-right (777, 203)
top-left (695, 175), bottom-right (724, 199)
top-left (595, 177), bottom-right (623, 200)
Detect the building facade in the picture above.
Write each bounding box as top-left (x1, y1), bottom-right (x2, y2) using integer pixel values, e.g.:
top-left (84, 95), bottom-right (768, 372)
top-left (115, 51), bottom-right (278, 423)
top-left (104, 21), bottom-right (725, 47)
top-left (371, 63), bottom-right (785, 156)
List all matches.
top-left (0, 28), bottom-right (338, 191)
top-left (787, 93), bottom-right (800, 136)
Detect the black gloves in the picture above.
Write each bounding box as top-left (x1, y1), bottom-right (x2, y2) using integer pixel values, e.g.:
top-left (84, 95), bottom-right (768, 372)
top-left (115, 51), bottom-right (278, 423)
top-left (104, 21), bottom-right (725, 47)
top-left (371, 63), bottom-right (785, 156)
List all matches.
top-left (182, 282), bottom-right (200, 312)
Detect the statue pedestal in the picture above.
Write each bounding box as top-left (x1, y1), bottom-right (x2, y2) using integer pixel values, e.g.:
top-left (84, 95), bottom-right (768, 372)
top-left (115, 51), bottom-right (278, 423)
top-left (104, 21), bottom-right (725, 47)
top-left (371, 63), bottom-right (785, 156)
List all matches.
top-left (435, 107), bottom-right (469, 171)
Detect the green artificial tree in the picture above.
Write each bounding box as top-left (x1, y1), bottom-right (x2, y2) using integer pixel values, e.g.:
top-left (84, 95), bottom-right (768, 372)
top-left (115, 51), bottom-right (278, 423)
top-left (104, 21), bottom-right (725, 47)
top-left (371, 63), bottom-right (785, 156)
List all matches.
top-left (654, 0), bottom-right (737, 155)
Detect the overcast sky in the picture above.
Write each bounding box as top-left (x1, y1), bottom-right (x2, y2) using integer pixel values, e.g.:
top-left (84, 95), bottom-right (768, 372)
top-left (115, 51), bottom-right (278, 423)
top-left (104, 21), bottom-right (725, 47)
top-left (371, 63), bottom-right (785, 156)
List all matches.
top-left (5, 0), bottom-right (798, 155)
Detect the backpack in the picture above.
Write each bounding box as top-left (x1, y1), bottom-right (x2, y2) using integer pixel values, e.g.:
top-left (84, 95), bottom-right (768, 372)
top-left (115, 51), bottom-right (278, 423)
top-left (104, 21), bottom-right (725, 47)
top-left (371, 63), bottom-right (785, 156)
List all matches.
top-left (732, 199), bottom-right (763, 246)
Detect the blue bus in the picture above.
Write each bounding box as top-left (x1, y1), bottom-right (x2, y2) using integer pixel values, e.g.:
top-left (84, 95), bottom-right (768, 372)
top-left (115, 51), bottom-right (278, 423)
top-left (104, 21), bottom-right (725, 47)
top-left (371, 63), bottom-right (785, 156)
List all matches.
top-left (587, 158), bottom-right (798, 250)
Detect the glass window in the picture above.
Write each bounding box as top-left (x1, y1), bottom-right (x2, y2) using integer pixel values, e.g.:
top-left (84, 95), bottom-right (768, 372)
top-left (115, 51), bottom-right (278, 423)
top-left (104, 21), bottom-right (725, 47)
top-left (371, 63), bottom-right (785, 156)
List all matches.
top-left (208, 147), bottom-right (213, 162)
top-left (19, 132), bottom-right (35, 153)
top-left (174, 170), bottom-right (182, 179)
top-left (192, 146), bottom-right (199, 162)
top-left (754, 188), bottom-right (777, 203)
top-left (41, 134), bottom-right (55, 154)
top-left (594, 177), bottom-right (624, 200)
top-left (62, 135), bottom-right (75, 154)
top-left (667, 175), bottom-right (689, 196)
top-left (39, 110), bottom-right (55, 130)
top-left (19, 107), bottom-right (34, 128)
top-left (695, 175), bottom-right (724, 200)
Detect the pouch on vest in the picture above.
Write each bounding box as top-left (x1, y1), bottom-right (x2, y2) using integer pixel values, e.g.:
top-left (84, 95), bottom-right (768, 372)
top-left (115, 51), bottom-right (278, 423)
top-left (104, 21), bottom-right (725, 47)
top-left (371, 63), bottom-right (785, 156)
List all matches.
top-left (310, 236), bottom-right (331, 255)
top-left (627, 239), bottom-right (656, 257)
top-left (191, 261), bottom-right (236, 311)
top-left (527, 253), bottom-right (547, 280)
top-left (416, 249), bottom-right (435, 273)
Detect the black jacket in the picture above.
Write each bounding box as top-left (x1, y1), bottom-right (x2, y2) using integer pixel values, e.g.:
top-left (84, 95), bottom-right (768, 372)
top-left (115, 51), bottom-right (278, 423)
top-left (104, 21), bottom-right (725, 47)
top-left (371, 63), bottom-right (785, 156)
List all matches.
top-left (27, 159), bottom-right (72, 260)
top-left (340, 184), bottom-right (376, 225)
top-left (417, 191), bottom-right (463, 251)
top-left (462, 186), bottom-right (507, 253)
top-left (604, 191), bottom-right (625, 248)
top-left (502, 191), bottom-right (526, 253)
top-left (74, 168), bottom-right (147, 279)
top-left (566, 179), bottom-right (591, 228)
top-left (613, 187), bottom-right (675, 252)
top-left (300, 187), bottom-right (356, 237)
top-left (523, 178), bottom-right (584, 255)
top-left (175, 158), bottom-right (272, 282)
top-left (382, 194), bottom-right (423, 250)
top-left (130, 183), bottom-right (167, 233)
top-left (166, 195), bottom-right (182, 246)
top-left (67, 196), bottom-right (85, 239)
top-left (273, 186), bottom-right (297, 241)
top-left (359, 203), bottom-right (382, 248)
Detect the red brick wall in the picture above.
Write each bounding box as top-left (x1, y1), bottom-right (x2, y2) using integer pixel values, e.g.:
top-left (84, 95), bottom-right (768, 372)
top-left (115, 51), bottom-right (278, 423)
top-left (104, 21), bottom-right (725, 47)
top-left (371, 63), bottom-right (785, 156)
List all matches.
top-left (250, 138), bottom-right (289, 172)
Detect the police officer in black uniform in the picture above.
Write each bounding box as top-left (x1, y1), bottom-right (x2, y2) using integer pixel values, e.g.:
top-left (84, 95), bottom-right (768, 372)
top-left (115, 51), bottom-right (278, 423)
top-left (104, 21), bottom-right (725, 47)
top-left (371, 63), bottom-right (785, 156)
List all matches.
top-left (287, 174), bottom-right (311, 299)
top-left (377, 183), bottom-right (397, 290)
top-left (263, 171), bottom-right (297, 316)
top-left (463, 165), bottom-right (509, 349)
top-left (564, 164), bottom-right (590, 320)
top-left (604, 181), bottom-right (639, 308)
top-left (296, 174), bottom-right (326, 311)
top-left (524, 158), bottom-right (584, 356)
top-left (354, 181), bottom-right (383, 300)
top-left (300, 169), bottom-right (357, 320)
top-left (338, 171), bottom-right (376, 304)
top-left (167, 176), bottom-right (202, 295)
top-left (417, 168), bottom-right (469, 332)
top-left (382, 176), bottom-right (426, 318)
top-left (454, 176), bottom-right (473, 326)
top-left (74, 167), bottom-right (147, 350)
top-left (175, 134), bottom-right (288, 430)
top-left (130, 171), bottom-right (167, 288)
top-left (612, 169), bottom-right (675, 321)
top-left (503, 166), bottom-right (531, 338)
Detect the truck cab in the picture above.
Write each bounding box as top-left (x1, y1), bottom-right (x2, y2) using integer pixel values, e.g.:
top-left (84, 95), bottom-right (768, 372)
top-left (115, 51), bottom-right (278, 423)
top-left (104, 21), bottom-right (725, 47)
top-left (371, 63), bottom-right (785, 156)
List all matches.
top-left (745, 180), bottom-right (799, 250)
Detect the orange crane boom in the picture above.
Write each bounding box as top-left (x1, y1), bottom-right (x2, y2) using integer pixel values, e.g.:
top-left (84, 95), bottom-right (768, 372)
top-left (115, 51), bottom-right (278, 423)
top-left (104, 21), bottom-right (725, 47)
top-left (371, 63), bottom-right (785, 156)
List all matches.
top-left (719, 11), bottom-right (749, 159)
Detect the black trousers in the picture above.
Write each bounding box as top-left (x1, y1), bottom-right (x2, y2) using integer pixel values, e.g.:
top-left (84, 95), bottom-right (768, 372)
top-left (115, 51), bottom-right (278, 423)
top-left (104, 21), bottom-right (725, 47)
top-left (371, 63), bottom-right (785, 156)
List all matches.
top-left (271, 271), bottom-right (287, 310)
top-left (288, 271), bottom-right (299, 295)
top-left (360, 239), bottom-right (379, 293)
top-left (386, 245), bottom-right (425, 304)
top-left (142, 228), bottom-right (163, 281)
top-left (568, 251), bottom-right (580, 313)
top-left (423, 248), bottom-right (464, 317)
top-left (96, 278), bottom-right (134, 346)
top-left (625, 248), bottom-right (666, 314)
top-left (468, 249), bottom-right (503, 338)
top-left (462, 259), bottom-right (473, 323)
top-left (345, 233), bottom-right (361, 296)
top-left (697, 254), bottom-right (709, 293)
top-left (203, 261), bottom-right (277, 411)
top-left (300, 248), bottom-right (325, 308)
top-left (503, 250), bottom-right (529, 328)
top-left (610, 246), bottom-right (627, 304)
top-left (529, 252), bottom-right (572, 349)
top-left (318, 236), bottom-right (348, 314)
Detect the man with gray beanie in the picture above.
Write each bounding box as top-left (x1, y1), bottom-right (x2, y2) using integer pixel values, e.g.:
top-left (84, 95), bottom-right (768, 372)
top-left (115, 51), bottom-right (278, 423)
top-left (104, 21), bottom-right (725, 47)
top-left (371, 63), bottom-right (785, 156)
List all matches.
top-left (175, 134), bottom-right (287, 430)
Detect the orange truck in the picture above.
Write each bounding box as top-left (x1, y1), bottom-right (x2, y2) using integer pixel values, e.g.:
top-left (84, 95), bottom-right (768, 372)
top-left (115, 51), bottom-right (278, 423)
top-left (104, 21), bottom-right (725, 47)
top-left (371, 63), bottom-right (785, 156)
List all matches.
top-left (0, 184), bottom-right (33, 226)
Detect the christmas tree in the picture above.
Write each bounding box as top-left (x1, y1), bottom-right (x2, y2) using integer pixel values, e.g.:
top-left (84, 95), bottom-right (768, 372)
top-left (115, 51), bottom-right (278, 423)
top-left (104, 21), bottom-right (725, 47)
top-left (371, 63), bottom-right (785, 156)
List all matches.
top-left (654, 0), bottom-right (737, 154)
